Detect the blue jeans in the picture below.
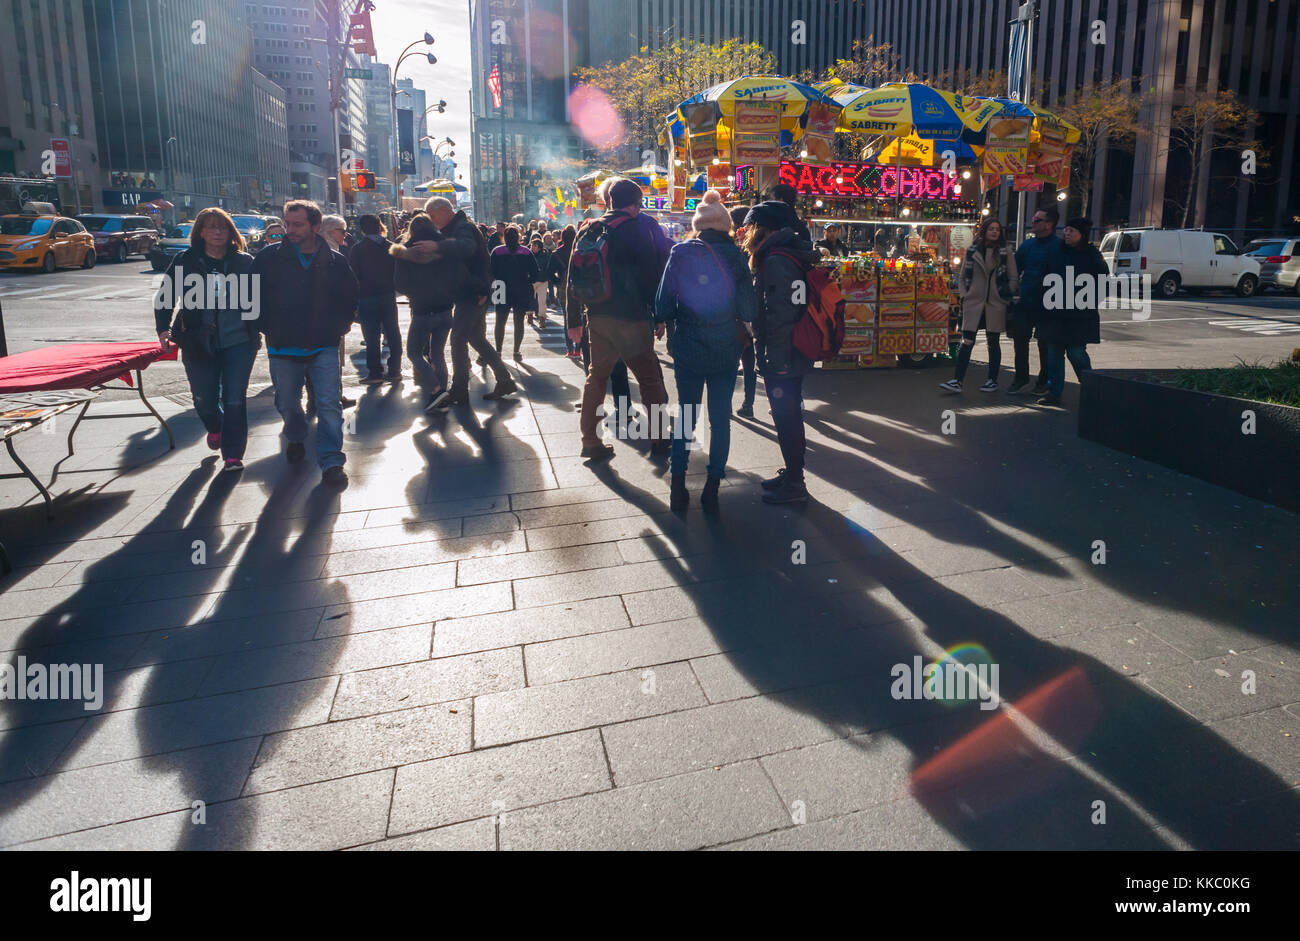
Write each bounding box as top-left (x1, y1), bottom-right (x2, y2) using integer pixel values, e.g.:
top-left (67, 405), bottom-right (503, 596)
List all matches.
top-left (183, 341), bottom-right (257, 460)
top-left (1045, 343), bottom-right (1092, 398)
top-left (269, 350), bottom-right (345, 470)
top-left (357, 293), bottom-right (401, 377)
top-left (672, 366), bottom-right (737, 478)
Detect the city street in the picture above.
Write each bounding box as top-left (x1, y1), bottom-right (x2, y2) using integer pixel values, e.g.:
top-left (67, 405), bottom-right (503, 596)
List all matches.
top-left (3, 266), bottom-right (1299, 394)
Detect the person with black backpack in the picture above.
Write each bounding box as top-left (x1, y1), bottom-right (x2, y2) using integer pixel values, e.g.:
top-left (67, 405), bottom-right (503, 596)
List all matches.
top-left (569, 178), bottom-right (672, 461)
top-left (654, 191), bottom-right (757, 513)
top-left (743, 202), bottom-right (822, 505)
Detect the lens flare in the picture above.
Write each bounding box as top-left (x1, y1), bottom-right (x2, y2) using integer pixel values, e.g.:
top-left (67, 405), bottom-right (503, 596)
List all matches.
top-left (569, 85), bottom-right (624, 150)
top-left (927, 643), bottom-right (995, 707)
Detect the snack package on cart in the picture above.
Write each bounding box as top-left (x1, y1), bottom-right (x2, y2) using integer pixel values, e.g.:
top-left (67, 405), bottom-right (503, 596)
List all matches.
top-left (840, 324), bottom-right (874, 356)
top-left (916, 271), bottom-right (949, 302)
top-left (876, 327), bottom-right (916, 356)
top-left (915, 300), bottom-right (949, 324)
top-left (914, 326), bottom-right (949, 354)
top-left (879, 266), bottom-right (918, 303)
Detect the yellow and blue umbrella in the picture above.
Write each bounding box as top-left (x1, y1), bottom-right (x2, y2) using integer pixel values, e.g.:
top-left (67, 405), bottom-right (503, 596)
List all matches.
top-left (674, 76), bottom-right (842, 147)
top-left (831, 83), bottom-right (995, 140)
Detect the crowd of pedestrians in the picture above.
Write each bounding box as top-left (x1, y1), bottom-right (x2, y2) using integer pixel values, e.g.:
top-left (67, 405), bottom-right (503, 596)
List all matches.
top-left (154, 186), bottom-right (1098, 506)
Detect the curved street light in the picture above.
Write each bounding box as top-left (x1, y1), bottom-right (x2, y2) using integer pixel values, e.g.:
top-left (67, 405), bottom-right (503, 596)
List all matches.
top-left (390, 33), bottom-right (436, 206)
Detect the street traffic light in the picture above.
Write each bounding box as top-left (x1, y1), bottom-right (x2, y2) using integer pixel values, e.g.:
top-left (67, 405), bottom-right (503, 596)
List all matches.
top-left (355, 171), bottom-right (377, 191)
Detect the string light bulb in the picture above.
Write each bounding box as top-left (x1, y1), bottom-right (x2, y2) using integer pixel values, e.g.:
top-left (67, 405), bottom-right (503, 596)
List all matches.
top-left (962, 170), bottom-right (971, 179)
top-left (981, 207), bottom-right (990, 215)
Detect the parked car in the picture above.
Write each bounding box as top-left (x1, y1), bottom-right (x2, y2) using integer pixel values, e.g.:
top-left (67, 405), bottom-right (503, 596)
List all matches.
top-left (0, 214), bottom-right (97, 272)
top-left (148, 223), bottom-right (194, 271)
top-left (76, 213), bottom-right (160, 263)
top-left (230, 214), bottom-right (267, 253)
top-left (1099, 228), bottom-right (1261, 298)
top-left (1241, 237), bottom-right (1300, 295)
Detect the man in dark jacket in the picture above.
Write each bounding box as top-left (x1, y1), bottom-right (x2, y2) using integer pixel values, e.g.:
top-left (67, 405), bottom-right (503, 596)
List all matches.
top-left (423, 198), bottom-right (516, 405)
top-left (252, 199), bottom-right (358, 485)
top-left (349, 214), bottom-right (401, 384)
top-left (573, 178), bottom-right (672, 461)
top-left (1011, 205), bottom-right (1064, 394)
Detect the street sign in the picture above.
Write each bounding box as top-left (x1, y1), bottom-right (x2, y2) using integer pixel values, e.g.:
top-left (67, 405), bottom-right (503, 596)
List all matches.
top-left (50, 139), bottom-right (71, 179)
top-left (344, 68), bottom-right (373, 80)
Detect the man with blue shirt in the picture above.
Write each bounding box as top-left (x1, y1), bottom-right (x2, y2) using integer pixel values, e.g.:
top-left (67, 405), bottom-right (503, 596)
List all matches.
top-left (1010, 205), bottom-right (1064, 395)
top-left (252, 199), bottom-right (359, 486)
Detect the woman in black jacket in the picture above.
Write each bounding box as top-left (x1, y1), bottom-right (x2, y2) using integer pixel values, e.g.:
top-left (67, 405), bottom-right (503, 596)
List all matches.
top-left (349, 214), bottom-right (401, 384)
top-left (490, 226), bottom-right (540, 362)
top-left (1038, 216), bottom-right (1105, 407)
top-left (154, 207), bottom-right (259, 473)
top-left (391, 214), bottom-right (458, 411)
top-left (743, 202), bottom-right (820, 505)
top-left (529, 235), bottom-right (554, 328)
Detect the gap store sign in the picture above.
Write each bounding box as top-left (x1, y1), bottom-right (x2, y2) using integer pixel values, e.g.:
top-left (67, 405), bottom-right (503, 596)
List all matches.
top-left (735, 160), bottom-right (961, 201)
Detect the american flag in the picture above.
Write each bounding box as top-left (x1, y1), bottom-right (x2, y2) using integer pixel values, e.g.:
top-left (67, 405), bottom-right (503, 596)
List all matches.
top-left (487, 64), bottom-right (502, 110)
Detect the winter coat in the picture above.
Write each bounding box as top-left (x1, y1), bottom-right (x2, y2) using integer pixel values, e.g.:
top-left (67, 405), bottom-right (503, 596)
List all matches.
top-left (1037, 241), bottom-right (1107, 346)
top-left (959, 243), bottom-right (1019, 332)
top-left (1014, 233), bottom-right (1065, 325)
top-left (153, 246), bottom-right (261, 353)
top-left (349, 235), bottom-right (396, 298)
top-left (490, 245), bottom-right (541, 308)
top-left (570, 209), bottom-right (673, 323)
top-left (250, 239), bottom-right (358, 351)
top-left (391, 238), bottom-right (459, 314)
top-left (437, 210), bottom-right (492, 302)
top-left (533, 248), bottom-right (556, 284)
top-left (751, 228), bottom-right (819, 378)
top-left (654, 228), bottom-right (757, 376)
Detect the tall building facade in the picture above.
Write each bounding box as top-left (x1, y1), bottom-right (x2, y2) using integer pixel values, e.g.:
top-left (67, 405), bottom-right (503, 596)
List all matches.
top-left (1, 0), bottom-right (101, 212)
top-left (364, 61), bottom-right (396, 201)
top-left (241, 0), bottom-right (367, 210)
top-left (252, 70), bottom-right (293, 210)
top-left (82, 0), bottom-right (283, 217)
top-left (469, 0), bottom-right (592, 222)
top-left (586, 0), bottom-right (1299, 236)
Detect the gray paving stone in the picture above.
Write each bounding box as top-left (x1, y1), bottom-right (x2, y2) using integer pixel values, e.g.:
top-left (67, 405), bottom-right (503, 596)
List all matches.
top-left (602, 693), bottom-right (853, 786)
top-left (457, 543), bottom-right (619, 587)
top-left (716, 796), bottom-right (966, 850)
top-left (348, 817), bottom-right (495, 850)
top-left (364, 495), bottom-right (508, 529)
top-left (0, 737), bottom-right (260, 847)
top-left (523, 514), bottom-right (673, 552)
top-left (331, 648), bottom-right (524, 720)
top-left (512, 558), bottom-right (717, 610)
top-left (510, 483), bottom-right (652, 512)
top-left (1141, 661), bottom-right (1300, 722)
top-left (473, 662), bottom-right (706, 748)
top-left (389, 730), bottom-right (609, 834)
top-left (197, 623), bottom-right (432, 697)
top-left (524, 617), bottom-right (725, 685)
top-left (432, 596), bottom-right (629, 658)
top-left (244, 701), bottom-right (472, 794)
top-left (318, 531), bottom-right (526, 578)
top-left (317, 582), bottom-right (513, 636)
top-left (128, 608), bottom-right (324, 667)
top-left (498, 759), bottom-right (788, 850)
top-left (58, 676), bottom-right (338, 770)
top-left (514, 498), bottom-right (655, 530)
top-left (1049, 623), bottom-right (1192, 678)
top-left (0, 718), bottom-right (85, 783)
top-left (1136, 610), bottom-right (1279, 660)
top-left (9, 770), bottom-right (394, 851)
top-left (991, 588), bottom-right (1146, 639)
top-left (209, 561), bottom-right (459, 619)
top-left (461, 512), bottom-right (524, 537)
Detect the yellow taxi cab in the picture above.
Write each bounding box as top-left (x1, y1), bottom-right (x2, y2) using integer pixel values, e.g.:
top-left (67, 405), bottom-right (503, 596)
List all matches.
top-left (0, 207), bottom-right (98, 273)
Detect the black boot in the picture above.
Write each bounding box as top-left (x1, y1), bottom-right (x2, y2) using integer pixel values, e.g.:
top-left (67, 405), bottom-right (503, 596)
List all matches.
top-left (700, 475), bottom-right (721, 514)
top-left (670, 474), bottom-right (689, 512)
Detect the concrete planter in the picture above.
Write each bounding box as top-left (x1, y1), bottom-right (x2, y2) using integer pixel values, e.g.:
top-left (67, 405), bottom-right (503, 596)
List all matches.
top-left (1078, 369), bottom-right (1300, 513)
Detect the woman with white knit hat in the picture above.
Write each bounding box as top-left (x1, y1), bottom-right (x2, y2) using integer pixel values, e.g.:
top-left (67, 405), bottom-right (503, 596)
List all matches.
top-left (653, 190), bottom-right (758, 514)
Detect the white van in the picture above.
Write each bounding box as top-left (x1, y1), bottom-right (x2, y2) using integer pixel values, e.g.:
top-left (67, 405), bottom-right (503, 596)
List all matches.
top-left (1098, 228), bottom-right (1260, 298)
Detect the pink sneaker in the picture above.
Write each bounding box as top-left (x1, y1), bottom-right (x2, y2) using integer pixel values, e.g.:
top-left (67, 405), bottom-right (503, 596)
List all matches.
top-left (206, 432), bottom-right (221, 450)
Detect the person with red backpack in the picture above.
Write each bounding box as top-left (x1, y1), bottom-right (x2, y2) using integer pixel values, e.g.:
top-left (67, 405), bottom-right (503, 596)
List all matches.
top-left (743, 201), bottom-right (826, 505)
top-left (569, 178), bottom-right (673, 461)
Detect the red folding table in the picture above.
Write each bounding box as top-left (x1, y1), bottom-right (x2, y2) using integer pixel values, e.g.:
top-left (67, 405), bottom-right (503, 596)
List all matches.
top-left (0, 341), bottom-right (176, 574)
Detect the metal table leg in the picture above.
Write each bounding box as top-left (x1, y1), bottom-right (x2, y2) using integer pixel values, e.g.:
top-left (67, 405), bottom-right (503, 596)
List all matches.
top-left (4, 435), bottom-right (54, 520)
top-left (65, 397), bottom-right (93, 457)
top-left (134, 368), bottom-right (175, 450)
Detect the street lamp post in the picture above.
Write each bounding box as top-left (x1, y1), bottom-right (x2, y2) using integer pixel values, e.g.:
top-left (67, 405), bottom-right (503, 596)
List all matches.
top-left (391, 34), bottom-right (437, 209)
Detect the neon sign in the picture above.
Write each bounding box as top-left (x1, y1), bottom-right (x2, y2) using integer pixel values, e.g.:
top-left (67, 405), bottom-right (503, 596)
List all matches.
top-left (734, 160), bottom-right (961, 201)
top-left (642, 196), bottom-right (698, 212)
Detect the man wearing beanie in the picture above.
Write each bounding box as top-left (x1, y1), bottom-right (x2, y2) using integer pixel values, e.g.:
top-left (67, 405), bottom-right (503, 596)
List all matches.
top-left (1037, 215), bottom-right (1105, 406)
top-left (571, 177), bottom-right (674, 461)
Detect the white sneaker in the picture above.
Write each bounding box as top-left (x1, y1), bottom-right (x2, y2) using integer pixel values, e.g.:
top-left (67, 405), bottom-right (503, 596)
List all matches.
top-left (980, 380), bottom-right (999, 392)
top-left (939, 379), bottom-right (962, 393)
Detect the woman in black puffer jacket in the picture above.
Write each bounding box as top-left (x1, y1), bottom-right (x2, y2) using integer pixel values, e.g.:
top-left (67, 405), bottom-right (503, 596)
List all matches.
top-left (391, 214), bottom-right (458, 410)
top-left (490, 226), bottom-right (540, 362)
top-left (743, 201), bottom-right (820, 505)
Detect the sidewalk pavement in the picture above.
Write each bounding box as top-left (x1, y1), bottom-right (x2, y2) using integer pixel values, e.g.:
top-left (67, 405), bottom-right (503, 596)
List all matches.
top-left (0, 323), bottom-right (1296, 850)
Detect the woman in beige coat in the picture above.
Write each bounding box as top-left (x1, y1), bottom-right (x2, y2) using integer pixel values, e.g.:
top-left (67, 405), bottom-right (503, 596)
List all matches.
top-left (940, 218), bottom-right (1019, 393)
